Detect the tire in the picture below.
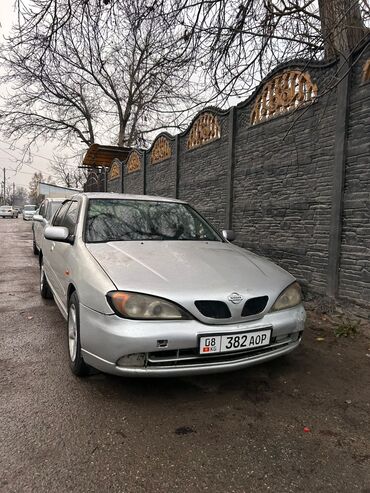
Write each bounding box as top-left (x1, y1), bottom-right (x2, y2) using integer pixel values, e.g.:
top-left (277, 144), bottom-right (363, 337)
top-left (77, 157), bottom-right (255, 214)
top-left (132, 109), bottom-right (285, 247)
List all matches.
top-left (40, 259), bottom-right (53, 299)
top-left (68, 292), bottom-right (89, 377)
top-left (33, 238), bottom-right (39, 255)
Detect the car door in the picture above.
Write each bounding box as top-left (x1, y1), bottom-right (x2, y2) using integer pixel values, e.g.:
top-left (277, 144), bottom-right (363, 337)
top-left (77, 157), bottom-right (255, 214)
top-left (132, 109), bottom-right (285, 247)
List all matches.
top-left (43, 201), bottom-right (71, 297)
top-left (48, 200), bottom-right (81, 308)
top-left (34, 201), bottom-right (47, 249)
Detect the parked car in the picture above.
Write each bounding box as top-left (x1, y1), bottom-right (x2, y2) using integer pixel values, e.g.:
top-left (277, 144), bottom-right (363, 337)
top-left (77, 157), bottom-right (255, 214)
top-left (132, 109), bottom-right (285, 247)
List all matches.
top-left (23, 204), bottom-right (37, 221)
top-left (38, 193), bottom-right (305, 377)
top-left (32, 198), bottom-right (65, 255)
top-left (0, 205), bottom-right (18, 218)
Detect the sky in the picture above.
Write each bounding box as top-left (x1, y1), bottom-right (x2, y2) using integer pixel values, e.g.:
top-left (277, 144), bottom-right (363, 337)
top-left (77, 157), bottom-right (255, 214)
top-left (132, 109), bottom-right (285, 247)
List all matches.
top-left (0, 1), bottom-right (241, 194)
top-left (0, 1), bottom-right (66, 191)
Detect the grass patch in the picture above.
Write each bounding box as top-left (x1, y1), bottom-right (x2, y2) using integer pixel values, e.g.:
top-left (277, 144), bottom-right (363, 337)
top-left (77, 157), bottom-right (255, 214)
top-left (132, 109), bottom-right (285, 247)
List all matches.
top-left (334, 316), bottom-right (361, 338)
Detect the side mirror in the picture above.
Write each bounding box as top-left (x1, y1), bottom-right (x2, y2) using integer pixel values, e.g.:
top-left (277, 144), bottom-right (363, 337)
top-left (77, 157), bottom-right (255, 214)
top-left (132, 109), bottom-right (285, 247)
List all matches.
top-left (44, 226), bottom-right (70, 242)
top-left (33, 214), bottom-right (44, 223)
top-left (222, 229), bottom-right (236, 242)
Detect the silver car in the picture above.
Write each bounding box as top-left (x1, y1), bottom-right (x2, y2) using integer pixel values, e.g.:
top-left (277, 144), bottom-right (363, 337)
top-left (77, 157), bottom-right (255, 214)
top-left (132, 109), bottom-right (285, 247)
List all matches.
top-left (23, 204), bottom-right (37, 221)
top-left (39, 193), bottom-right (306, 377)
top-left (0, 205), bottom-right (18, 218)
top-left (32, 198), bottom-right (65, 254)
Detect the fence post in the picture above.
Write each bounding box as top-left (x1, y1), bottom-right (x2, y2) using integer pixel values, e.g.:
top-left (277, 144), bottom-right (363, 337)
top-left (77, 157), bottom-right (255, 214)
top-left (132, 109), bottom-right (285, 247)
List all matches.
top-left (103, 167), bottom-right (108, 192)
top-left (174, 135), bottom-right (180, 199)
top-left (327, 54), bottom-right (351, 298)
top-left (226, 107), bottom-right (236, 230)
top-left (143, 151), bottom-right (147, 195)
top-left (120, 161), bottom-right (124, 193)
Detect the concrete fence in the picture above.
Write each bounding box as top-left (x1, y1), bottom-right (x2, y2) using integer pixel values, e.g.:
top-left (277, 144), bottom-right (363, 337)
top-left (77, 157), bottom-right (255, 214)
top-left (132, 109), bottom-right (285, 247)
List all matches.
top-left (85, 40), bottom-right (370, 312)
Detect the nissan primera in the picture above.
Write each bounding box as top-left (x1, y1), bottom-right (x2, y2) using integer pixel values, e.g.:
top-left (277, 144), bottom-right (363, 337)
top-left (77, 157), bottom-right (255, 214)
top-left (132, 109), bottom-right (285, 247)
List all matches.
top-left (40, 193), bottom-right (305, 377)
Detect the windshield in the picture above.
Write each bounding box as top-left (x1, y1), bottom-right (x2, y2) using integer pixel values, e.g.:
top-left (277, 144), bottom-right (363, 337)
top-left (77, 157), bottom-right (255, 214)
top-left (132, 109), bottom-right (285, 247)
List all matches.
top-left (24, 205), bottom-right (36, 211)
top-left (85, 199), bottom-right (221, 243)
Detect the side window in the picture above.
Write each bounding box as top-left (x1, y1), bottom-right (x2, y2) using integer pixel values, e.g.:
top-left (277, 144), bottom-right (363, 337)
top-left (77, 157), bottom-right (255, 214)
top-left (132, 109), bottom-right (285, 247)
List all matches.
top-left (45, 203), bottom-right (52, 220)
top-left (39, 201), bottom-right (46, 218)
top-left (60, 201), bottom-right (80, 235)
top-left (53, 202), bottom-right (71, 226)
top-left (47, 202), bottom-right (62, 221)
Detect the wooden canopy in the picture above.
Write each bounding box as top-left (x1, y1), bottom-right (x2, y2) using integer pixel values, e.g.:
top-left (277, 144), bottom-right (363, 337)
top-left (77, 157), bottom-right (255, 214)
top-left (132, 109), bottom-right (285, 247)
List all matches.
top-left (82, 144), bottom-right (132, 168)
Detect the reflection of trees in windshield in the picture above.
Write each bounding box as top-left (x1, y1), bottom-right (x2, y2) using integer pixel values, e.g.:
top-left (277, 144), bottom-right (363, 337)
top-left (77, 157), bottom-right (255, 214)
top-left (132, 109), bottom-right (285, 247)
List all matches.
top-left (86, 200), bottom-right (220, 243)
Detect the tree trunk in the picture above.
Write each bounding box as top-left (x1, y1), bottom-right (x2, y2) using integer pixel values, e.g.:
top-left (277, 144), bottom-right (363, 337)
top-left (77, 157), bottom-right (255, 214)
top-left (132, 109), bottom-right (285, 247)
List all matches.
top-left (318, 0), bottom-right (368, 59)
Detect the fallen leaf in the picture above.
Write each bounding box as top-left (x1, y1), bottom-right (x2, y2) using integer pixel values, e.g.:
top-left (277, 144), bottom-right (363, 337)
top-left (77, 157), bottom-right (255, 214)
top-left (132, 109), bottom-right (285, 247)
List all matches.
top-left (316, 337), bottom-right (325, 341)
top-left (27, 316), bottom-right (33, 320)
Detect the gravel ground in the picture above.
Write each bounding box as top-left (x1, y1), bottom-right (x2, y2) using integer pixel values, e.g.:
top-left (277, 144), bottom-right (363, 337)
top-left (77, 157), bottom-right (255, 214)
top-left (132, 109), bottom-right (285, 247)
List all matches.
top-left (0, 217), bottom-right (369, 493)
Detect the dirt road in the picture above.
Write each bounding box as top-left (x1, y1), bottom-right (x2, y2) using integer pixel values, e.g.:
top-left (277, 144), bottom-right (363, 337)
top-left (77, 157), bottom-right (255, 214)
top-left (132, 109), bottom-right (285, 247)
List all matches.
top-left (1, 218), bottom-right (369, 492)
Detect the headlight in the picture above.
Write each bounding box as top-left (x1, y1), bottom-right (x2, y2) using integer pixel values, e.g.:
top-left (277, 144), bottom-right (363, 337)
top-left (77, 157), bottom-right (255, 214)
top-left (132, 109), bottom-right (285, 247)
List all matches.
top-left (107, 291), bottom-right (191, 320)
top-left (271, 282), bottom-right (302, 311)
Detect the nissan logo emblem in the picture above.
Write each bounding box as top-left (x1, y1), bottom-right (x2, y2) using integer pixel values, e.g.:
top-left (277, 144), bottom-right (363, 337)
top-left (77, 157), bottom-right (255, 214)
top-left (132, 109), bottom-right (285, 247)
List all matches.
top-left (228, 292), bottom-right (243, 304)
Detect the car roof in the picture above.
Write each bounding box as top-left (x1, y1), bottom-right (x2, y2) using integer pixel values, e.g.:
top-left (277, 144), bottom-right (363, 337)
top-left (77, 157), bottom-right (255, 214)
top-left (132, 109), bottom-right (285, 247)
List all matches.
top-left (76, 192), bottom-right (187, 204)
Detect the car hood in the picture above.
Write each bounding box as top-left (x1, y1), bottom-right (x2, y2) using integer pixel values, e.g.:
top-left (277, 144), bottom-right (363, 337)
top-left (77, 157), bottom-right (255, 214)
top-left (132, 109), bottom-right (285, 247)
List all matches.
top-left (87, 241), bottom-right (295, 324)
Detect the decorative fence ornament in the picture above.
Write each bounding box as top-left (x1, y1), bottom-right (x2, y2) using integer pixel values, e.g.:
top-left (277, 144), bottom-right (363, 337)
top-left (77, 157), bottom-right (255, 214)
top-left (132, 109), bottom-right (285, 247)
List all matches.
top-left (85, 172), bottom-right (99, 191)
top-left (250, 70), bottom-right (318, 125)
top-left (363, 60), bottom-right (370, 82)
top-left (108, 159), bottom-right (121, 180)
top-left (187, 112), bottom-right (221, 150)
top-left (151, 136), bottom-right (172, 164)
top-left (127, 152), bottom-right (141, 173)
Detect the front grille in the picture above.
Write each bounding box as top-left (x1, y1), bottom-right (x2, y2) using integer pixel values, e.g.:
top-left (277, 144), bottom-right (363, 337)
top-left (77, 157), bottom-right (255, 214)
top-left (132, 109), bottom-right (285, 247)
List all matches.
top-left (195, 300), bottom-right (231, 319)
top-left (241, 296), bottom-right (269, 317)
top-left (146, 335), bottom-right (298, 368)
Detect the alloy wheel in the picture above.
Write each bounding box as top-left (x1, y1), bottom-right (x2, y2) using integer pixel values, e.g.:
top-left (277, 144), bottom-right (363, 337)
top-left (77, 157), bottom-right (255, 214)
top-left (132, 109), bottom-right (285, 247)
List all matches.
top-left (40, 265), bottom-right (44, 291)
top-left (68, 304), bottom-right (78, 362)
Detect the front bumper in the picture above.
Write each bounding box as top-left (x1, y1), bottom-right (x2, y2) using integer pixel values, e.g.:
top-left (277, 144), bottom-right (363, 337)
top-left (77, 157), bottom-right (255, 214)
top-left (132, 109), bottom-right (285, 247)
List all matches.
top-left (80, 303), bottom-right (306, 377)
top-left (23, 214), bottom-right (34, 220)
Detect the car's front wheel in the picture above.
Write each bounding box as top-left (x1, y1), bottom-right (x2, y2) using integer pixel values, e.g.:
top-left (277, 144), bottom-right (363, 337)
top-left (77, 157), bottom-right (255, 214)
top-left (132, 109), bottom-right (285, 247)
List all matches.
top-left (68, 292), bottom-right (89, 377)
top-left (40, 259), bottom-right (53, 299)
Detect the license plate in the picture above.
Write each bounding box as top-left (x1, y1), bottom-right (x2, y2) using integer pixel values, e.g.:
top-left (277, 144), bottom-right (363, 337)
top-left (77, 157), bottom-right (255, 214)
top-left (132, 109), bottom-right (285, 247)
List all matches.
top-left (199, 329), bottom-right (271, 354)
